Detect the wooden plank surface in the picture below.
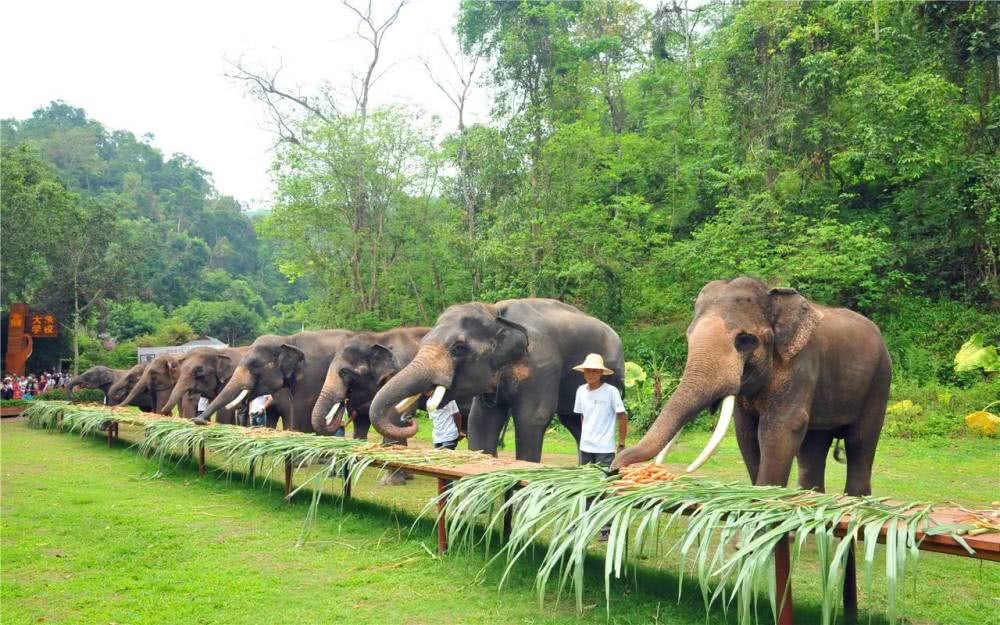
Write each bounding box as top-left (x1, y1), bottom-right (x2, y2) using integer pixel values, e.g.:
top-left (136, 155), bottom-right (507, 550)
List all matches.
top-left (97, 416), bottom-right (1000, 563)
top-left (374, 456), bottom-right (1000, 561)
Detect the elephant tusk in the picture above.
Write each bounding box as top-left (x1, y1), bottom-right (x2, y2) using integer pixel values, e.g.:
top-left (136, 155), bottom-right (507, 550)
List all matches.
top-left (394, 393), bottom-right (420, 414)
top-left (425, 385), bottom-right (447, 412)
top-left (654, 427), bottom-right (684, 465)
top-left (225, 388), bottom-right (250, 410)
top-left (325, 402), bottom-right (342, 426)
top-left (686, 395), bottom-right (736, 473)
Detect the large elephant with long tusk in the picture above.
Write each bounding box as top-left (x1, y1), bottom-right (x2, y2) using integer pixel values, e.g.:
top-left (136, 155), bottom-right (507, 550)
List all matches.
top-left (197, 330), bottom-right (351, 432)
top-left (369, 299), bottom-right (624, 462)
top-left (311, 327), bottom-right (430, 437)
top-left (613, 277), bottom-right (891, 499)
top-left (115, 353), bottom-right (191, 415)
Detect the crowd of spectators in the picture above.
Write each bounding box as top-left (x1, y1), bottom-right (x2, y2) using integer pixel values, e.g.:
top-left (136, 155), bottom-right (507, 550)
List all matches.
top-left (1, 372), bottom-right (71, 400)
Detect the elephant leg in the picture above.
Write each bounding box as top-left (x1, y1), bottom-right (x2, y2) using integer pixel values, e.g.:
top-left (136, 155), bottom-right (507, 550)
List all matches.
top-left (844, 365), bottom-right (889, 497)
top-left (265, 407), bottom-right (280, 429)
top-left (734, 410), bottom-right (760, 484)
top-left (216, 408), bottom-right (237, 426)
top-left (796, 429), bottom-right (834, 492)
top-left (755, 409), bottom-right (809, 487)
top-left (510, 395), bottom-right (558, 463)
top-left (466, 397), bottom-right (509, 457)
top-left (555, 412), bottom-right (582, 447)
top-left (352, 413), bottom-right (371, 440)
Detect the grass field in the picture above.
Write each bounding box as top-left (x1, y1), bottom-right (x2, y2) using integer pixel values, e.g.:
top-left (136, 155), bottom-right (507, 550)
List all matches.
top-left (2, 416), bottom-right (998, 625)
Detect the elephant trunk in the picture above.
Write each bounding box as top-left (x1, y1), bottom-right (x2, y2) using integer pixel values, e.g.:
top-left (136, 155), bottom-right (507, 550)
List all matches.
top-left (369, 344), bottom-right (452, 442)
top-left (65, 377), bottom-right (78, 401)
top-left (200, 367), bottom-right (253, 422)
top-left (160, 372), bottom-right (194, 416)
top-left (311, 368), bottom-right (348, 435)
top-left (614, 317), bottom-right (742, 469)
top-left (116, 370), bottom-right (150, 408)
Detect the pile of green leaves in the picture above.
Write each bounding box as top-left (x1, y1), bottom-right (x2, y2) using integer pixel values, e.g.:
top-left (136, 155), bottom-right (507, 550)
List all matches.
top-left (23, 401), bottom-right (495, 542)
top-left (427, 467), bottom-right (979, 625)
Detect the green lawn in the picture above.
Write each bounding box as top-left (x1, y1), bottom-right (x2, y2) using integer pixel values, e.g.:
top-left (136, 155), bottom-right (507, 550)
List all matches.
top-left (2, 417), bottom-right (998, 625)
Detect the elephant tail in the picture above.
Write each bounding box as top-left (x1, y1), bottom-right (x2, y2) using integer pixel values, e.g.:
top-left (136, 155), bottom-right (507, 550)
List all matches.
top-left (832, 438), bottom-right (847, 464)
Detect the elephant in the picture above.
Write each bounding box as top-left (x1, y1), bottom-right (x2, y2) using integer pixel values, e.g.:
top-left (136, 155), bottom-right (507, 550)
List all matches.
top-left (310, 327), bottom-right (431, 437)
top-left (198, 330), bottom-right (352, 432)
top-left (116, 352), bottom-right (190, 415)
top-left (155, 347), bottom-right (260, 425)
top-left (66, 365), bottom-right (153, 411)
top-left (613, 277), bottom-right (891, 499)
top-left (106, 362), bottom-right (153, 408)
top-left (369, 299), bottom-right (625, 462)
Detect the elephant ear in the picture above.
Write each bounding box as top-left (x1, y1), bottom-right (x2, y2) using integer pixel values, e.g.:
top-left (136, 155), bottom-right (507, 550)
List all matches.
top-left (214, 354), bottom-right (234, 380)
top-left (491, 315), bottom-right (529, 368)
top-left (768, 287), bottom-right (824, 361)
top-left (278, 344), bottom-right (306, 381)
top-left (369, 343), bottom-right (397, 387)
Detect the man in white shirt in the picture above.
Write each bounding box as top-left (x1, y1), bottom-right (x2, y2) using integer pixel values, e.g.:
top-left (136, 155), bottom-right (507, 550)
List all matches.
top-left (249, 394), bottom-right (273, 427)
top-left (572, 353), bottom-right (627, 467)
top-left (425, 390), bottom-right (463, 450)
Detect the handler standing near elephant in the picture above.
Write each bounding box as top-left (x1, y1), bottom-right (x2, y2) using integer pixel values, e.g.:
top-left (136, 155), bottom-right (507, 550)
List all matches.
top-left (573, 354), bottom-right (628, 467)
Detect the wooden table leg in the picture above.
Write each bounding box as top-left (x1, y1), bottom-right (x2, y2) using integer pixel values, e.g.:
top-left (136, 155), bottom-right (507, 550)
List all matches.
top-left (284, 457), bottom-right (293, 501)
top-left (503, 487), bottom-right (514, 543)
top-left (343, 462), bottom-right (352, 500)
top-left (107, 421), bottom-right (114, 447)
top-left (437, 478), bottom-right (450, 553)
top-left (198, 442), bottom-right (205, 477)
top-left (774, 534), bottom-right (794, 625)
top-left (844, 539), bottom-right (858, 625)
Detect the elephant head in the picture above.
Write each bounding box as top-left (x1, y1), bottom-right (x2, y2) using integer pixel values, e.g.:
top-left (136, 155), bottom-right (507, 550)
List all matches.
top-left (158, 348), bottom-right (239, 416)
top-left (116, 353), bottom-right (183, 408)
top-left (370, 303), bottom-right (528, 441)
top-left (198, 337), bottom-right (305, 423)
top-left (613, 277), bottom-right (823, 470)
top-left (311, 338), bottom-right (401, 435)
top-left (66, 366), bottom-right (119, 401)
top-left (107, 363), bottom-right (148, 405)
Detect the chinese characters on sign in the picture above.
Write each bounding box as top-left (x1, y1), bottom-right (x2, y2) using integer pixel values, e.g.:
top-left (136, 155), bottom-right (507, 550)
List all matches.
top-left (28, 312), bottom-right (59, 337)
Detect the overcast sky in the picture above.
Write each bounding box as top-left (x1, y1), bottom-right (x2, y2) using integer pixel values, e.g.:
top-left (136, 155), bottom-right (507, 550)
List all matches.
top-left (1, 0), bottom-right (492, 210)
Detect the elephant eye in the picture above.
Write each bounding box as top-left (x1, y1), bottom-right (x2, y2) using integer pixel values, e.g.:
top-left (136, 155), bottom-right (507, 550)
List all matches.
top-left (735, 333), bottom-right (759, 352)
top-left (339, 367), bottom-right (353, 380)
top-left (449, 342), bottom-right (470, 358)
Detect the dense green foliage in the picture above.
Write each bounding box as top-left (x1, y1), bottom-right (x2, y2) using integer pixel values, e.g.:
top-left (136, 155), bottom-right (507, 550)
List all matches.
top-left (1, 103), bottom-right (300, 369)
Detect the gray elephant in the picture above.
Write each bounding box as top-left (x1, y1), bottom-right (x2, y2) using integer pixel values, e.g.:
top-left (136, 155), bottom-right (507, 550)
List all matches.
top-left (310, 327), bottom-right (431, 437)
top-left (198, 330), bottom-right (352, 432)
top-left (67, 365), bottom-right (153, 411)
top-left (614, 277), bottom-right (891, 499)
top-left (369, 299), bottom-right (625, 462)
top-left (116, 353), bottom-right (188, 415)
top-left (155, 346), bottom-right (276, 425)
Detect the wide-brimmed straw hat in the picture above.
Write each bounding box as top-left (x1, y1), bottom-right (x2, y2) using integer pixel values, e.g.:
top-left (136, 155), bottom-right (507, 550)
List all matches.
top-left (572, 353), bottom-right (613, 375)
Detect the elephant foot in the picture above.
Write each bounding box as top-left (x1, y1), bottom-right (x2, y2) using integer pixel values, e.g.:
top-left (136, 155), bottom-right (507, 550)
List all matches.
top-left (403, 471), bottom-right (414, 481)
top-left (379, 469), bottom-right (408, 486)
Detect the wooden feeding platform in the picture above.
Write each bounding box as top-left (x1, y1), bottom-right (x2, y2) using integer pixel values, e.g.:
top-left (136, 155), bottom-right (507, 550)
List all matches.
top-left (51, 408), bottom-right (1000, 625)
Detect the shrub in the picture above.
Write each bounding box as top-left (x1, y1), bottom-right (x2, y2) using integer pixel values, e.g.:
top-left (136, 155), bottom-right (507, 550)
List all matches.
top-left (884, 378), bottom-right (1000, 438)
top-left (37, 388), bottom-right (104, 403)
top-left (1, 399), bottom-right (30, 408)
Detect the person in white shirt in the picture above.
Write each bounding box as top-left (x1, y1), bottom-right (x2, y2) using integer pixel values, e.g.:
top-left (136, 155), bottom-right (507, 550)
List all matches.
top-left (249, 394), bottom-right (273, 427)
top-left (424, 390), bottom-right (463, 450)
top-left (572, 353), bottom-right (628, 467)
